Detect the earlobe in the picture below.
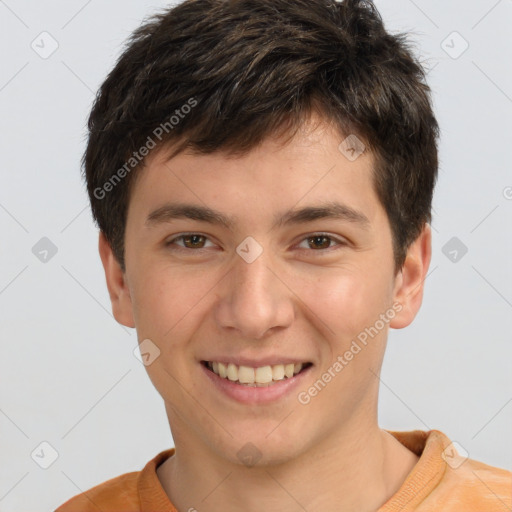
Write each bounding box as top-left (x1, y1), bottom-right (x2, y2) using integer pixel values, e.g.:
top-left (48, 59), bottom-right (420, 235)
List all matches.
top-left (98, 231), bottom-right (136, 328)
top-left (389, 224), bottom-right (432, 329)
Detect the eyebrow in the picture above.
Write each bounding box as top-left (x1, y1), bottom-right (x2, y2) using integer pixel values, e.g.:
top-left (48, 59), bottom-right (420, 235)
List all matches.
top-left (145, 201), bottom-right (370, 231)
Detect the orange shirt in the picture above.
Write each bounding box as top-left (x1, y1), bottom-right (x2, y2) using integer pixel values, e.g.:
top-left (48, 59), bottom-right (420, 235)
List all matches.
top-left (55, 429), bottom-right (512, 511)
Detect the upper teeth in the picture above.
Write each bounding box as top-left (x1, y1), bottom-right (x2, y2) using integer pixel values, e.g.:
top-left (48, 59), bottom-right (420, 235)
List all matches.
top-left (208, 361), bottom-right (304, 385)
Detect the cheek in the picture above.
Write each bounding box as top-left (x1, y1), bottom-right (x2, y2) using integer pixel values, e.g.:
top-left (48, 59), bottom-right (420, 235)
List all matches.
top-left (301, 266), bottom-right (393, 340)
top-left (131, 265), bottom-right (207, 341)
top-left (131, 267), bottom-right (211, 394)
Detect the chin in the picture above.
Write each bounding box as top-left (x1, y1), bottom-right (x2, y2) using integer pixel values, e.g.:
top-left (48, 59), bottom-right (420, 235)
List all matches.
top-left (211, 425), bottom-right (309, 468)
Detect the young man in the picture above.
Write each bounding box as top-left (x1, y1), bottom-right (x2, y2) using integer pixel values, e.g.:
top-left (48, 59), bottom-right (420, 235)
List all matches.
top-left (55, 0), bottom-right (512, 510)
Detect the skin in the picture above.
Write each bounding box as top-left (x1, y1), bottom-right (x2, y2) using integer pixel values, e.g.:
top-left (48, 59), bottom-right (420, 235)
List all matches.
top-left (99, 113), bottom-right (431, 512)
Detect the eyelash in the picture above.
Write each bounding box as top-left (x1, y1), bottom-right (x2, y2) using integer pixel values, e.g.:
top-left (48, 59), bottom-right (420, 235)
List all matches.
top-left (165, 232), bottom-right (347, 254)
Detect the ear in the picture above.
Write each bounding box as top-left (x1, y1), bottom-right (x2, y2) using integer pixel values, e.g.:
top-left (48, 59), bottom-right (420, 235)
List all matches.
top-left (98, 231), bottom-right (136, 328)
top-left (389, 223), bottom-right (432, 329)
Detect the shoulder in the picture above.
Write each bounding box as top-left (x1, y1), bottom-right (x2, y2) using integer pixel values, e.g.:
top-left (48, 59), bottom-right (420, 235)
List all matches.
top-left (434, 455), bottom-right (512, 509)
top-left (425, 430), bottom-right (511, 510)
top-left (54, 448), bottom-right (175, 512)
top-left (55, 471), bottom-right (140, 512)
top-left (383, 429), bottom-right (512, 511)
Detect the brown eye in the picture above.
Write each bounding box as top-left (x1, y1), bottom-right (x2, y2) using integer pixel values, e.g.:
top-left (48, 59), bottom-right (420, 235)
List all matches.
top-left (182, 234), bottom-right (206, 248)
top-left (166, 233), bottom-right (215, 251)
top-left (307, 235), bottom-right (332, 250)
top-left (296, 233), bottom-right (346, 253)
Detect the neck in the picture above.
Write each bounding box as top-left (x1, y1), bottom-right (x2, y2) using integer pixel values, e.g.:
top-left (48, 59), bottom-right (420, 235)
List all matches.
top-left (157, 417), bottom-right (419, 512)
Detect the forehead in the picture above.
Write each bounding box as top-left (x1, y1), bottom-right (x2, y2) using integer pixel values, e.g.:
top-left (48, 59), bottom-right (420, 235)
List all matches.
top-left (127, 116), bottom-right (383, 231)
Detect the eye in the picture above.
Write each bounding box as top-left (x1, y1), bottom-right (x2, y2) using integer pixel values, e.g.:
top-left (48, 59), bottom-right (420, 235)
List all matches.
top-left (296, 233), bottom-right (347, 252)
top-left (165, 232), bottom-right (347, 254)
top-left (166, 233), bottom-right (216, 251)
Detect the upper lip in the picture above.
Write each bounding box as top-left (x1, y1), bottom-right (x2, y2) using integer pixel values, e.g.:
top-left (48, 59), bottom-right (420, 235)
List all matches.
top-left (201, 357), bottom-right (312, 367)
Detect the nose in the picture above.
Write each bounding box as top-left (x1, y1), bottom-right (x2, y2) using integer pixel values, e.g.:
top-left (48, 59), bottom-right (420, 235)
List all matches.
top-left (214, 247), bottom-right (295, 340)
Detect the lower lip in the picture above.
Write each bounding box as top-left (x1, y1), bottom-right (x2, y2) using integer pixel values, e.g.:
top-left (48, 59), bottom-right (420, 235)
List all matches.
top-left (201, 363), bottom-right (312, 405)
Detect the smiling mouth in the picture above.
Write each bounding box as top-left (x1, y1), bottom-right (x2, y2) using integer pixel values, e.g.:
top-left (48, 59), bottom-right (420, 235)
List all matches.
top-left (201, 360), bottom-right (313, 387)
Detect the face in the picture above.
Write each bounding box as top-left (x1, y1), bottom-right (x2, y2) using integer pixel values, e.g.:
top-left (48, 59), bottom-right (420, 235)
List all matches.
top-left (100, 114), bottom-right (431, 466)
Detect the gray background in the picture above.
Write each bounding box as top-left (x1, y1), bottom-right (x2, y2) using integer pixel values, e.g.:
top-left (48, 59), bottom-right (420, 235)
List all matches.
top-left (0, 0), bottom-right (511, 510)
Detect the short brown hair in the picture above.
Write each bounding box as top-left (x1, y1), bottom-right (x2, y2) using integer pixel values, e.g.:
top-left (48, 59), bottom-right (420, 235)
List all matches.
top-left (84, 0), bottom-right (439, 273)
